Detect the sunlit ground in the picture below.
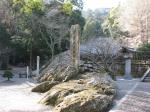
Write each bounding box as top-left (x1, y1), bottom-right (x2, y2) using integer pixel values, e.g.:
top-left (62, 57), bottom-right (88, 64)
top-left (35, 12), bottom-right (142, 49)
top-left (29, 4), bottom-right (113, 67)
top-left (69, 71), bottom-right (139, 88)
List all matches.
top-left (110, 78), bottom-right (150, 112)
top-left (0, 77), bottom-right (52, 112)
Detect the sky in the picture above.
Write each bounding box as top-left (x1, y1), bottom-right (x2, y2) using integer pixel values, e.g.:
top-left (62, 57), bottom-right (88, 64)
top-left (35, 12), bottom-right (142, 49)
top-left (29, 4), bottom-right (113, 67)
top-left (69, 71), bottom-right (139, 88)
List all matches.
top-left (83, 0), bottom-right (124, 10)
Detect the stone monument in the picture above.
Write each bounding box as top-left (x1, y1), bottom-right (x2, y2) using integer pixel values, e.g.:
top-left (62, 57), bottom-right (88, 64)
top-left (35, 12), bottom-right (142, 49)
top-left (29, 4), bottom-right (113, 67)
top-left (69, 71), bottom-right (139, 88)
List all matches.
top-left (70, 24), bottom-right (81, 71)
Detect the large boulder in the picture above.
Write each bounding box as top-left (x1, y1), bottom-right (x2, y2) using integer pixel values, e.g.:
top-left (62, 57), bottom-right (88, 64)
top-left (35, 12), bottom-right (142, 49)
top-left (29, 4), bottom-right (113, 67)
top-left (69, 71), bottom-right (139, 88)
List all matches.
top-left (38, 72), bottom-right (116, 112)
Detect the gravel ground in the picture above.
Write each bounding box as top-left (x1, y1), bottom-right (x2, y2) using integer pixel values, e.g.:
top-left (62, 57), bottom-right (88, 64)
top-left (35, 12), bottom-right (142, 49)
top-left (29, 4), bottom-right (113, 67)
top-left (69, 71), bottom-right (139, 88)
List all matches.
top-left (1, 70), bottom-right (150, 112)
top-left (110, 78), bottom-right (150, 112)
top-left (0, 76), bottom-right (52, 112)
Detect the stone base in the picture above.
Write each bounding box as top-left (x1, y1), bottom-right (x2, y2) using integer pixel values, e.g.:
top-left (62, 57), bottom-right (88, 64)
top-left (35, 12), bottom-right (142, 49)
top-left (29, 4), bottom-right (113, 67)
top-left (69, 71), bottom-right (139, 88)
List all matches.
top-left (124, 74), bottom-right (132, 80)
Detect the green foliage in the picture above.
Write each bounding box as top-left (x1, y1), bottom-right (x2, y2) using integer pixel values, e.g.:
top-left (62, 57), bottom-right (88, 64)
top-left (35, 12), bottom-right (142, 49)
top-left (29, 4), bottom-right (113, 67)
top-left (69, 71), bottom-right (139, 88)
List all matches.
top-left (3, 70), bottom-right (14, 81)
top-left (81, 9), bottom-right (108, 41)
top-left (0, 0), bottom-right (85, 68)
top-left (8, 0), bottom-right (49, 66)
top-left (82, 18), bottom-right (103, 41)
top-left (138, 43), bottom-right (150, 52)
top-left (12, 0), bottom-right (44, 15)
top-left (137, 43), bottom-right (150, 57)
top-left (82, 19), bottom-right (97, 41)
top-left (61, 0), bottom-right (83, 9)
top-left (70, 10), bottom-right (85, 31)
top-left (61, 2), bottom-right (73, 15)
top-left (0, 23), bottom-right (10, 45)
top-left (102, 6), bottom-right (122, 38)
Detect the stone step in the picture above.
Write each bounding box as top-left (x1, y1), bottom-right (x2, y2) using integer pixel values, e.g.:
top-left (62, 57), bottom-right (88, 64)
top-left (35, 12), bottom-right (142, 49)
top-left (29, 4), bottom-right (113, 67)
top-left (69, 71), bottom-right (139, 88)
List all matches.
top-left (144, 78), bottom-right (150, 82)
top-left (143, 72), bottom-right (150, 82)
top-left (147, 73), bottom-right (150, 77)
top-left (144, 76), bottom-right (150, 78)
top-left (144, 78), bottom-right (150, 80)
top-left (144, 77), bottom-right (150, 82)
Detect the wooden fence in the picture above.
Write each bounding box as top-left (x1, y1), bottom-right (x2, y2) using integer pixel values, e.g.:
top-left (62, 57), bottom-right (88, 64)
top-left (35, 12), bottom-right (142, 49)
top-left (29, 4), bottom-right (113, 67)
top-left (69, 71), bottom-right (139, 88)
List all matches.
top-left (115, 52), bottom-right (150, 77)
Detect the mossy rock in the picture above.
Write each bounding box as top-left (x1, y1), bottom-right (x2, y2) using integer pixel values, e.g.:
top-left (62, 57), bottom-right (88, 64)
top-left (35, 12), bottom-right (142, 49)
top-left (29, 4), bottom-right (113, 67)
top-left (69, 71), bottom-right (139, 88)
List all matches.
top-left (32, 81), bottom-right (59, 93)
top-left (37, 72), bottom-right (116, 112)
top-left (53, 89), bottom-right (113, 112)
top-left (39, 81), bottom-right (86, 106)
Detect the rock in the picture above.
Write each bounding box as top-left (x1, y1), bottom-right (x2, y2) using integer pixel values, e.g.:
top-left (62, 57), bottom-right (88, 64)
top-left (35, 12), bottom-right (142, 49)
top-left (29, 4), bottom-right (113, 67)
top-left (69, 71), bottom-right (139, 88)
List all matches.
top-left (39, 65), bottom-right (78, 83)
top-left (39, 73), bottom-right (116, 106)
top-left (39, 81), bottom-right (86, 105)
top-left (31, 81), bottom-right (59, 93)
top-left (36, 72), bottom-right (116, 112)
top-left (53, 89), bottom-right (113, 112)
top-left (53, 66), bottom-right (77, 82)
top-left (86, 74), bottom-right (116, 96)
top-left (39, 51), bottom-right (71, 81)
top-left (39, 73), bottom-right (54, 82)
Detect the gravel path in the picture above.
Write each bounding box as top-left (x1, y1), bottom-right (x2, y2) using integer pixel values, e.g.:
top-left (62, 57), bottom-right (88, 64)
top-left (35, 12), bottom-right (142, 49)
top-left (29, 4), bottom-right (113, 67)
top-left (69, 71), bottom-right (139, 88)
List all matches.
top-left (0, 77), bottom-right (52, 112)
top-left (1, 72), bottom-right (150, 112)
top-left (110, 78), bottom-right (150, 112)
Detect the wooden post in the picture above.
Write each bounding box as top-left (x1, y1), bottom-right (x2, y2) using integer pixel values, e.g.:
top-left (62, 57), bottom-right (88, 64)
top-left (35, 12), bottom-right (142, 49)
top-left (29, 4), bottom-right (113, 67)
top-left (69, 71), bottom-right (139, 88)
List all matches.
top-left (70, 24), bottom-right (80, 71)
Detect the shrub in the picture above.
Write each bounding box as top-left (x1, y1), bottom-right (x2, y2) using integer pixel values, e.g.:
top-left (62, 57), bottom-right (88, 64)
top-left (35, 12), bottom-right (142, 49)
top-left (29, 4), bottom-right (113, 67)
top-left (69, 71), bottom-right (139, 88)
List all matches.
top-left (137, 43), bottom-right (150, 55)
top-left (61, 2), bottom-right (73, 15)
top-left (3, 70), bottom-right (14, 81)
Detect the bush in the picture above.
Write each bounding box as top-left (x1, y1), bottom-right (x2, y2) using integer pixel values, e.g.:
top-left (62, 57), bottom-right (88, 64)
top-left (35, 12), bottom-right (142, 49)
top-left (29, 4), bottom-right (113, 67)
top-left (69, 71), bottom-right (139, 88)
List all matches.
top-left (3, 70), bottom-right (14, 81)
top-left (138, 43), bottom-right (150, 55)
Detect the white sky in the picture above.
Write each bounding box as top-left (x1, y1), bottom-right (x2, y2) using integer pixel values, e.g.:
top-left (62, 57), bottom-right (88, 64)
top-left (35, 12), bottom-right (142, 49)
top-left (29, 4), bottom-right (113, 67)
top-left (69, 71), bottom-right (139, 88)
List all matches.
top-left (83, 0), bottom-right (124, 10)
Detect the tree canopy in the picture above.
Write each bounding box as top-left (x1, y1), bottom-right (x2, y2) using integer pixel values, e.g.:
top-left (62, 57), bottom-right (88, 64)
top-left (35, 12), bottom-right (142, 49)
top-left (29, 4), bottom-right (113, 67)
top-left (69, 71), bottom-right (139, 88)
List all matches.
top-left (0, 0), bottom-right (85, 68)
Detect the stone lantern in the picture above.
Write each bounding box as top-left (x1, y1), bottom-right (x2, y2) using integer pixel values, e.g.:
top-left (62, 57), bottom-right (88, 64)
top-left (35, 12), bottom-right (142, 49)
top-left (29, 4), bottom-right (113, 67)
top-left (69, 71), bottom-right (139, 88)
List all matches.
top-left (121, 47), bottom-right (134, 79)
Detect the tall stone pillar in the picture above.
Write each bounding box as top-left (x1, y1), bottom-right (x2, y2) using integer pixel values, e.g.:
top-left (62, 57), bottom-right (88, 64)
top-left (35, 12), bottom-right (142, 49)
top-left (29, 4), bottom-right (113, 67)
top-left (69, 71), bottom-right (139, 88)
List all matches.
top-left (37, 56), bottom-right (40, 76)
top-left (70, 24), bottom-right (80, 70)
top-left (27, 66), bottom-right (29, 80)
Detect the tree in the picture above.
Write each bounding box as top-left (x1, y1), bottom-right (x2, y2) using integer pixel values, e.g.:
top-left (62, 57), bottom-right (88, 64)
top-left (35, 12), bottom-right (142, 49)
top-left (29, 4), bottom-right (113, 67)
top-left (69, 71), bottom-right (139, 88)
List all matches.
top-left (83, 38), bottom-right (120, 80)
top-left (59, 0), bottom-right (83, 9)
top-left (0, 0), bottom-right (85, 69)
top-left (119, 0), bottom-right (150, 43)
top-left (82, 9), bottom-right (106, 41)
top-left (70, 10), bottom-right (85, 31)
top-left (3, 70), bottom-right (14, 81)
top-left (61, 2), bottom-right (73, 15)
top-left (82, 18), bottom-right (98, 41)
top-left (10, 0), bottom-right (46, 69)
top-left (102, 6), bottom-right (122, 38)
top-left (137, 43), bottom-right (150, 56)
top-left (0, 23), bottom-right (10, 46)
